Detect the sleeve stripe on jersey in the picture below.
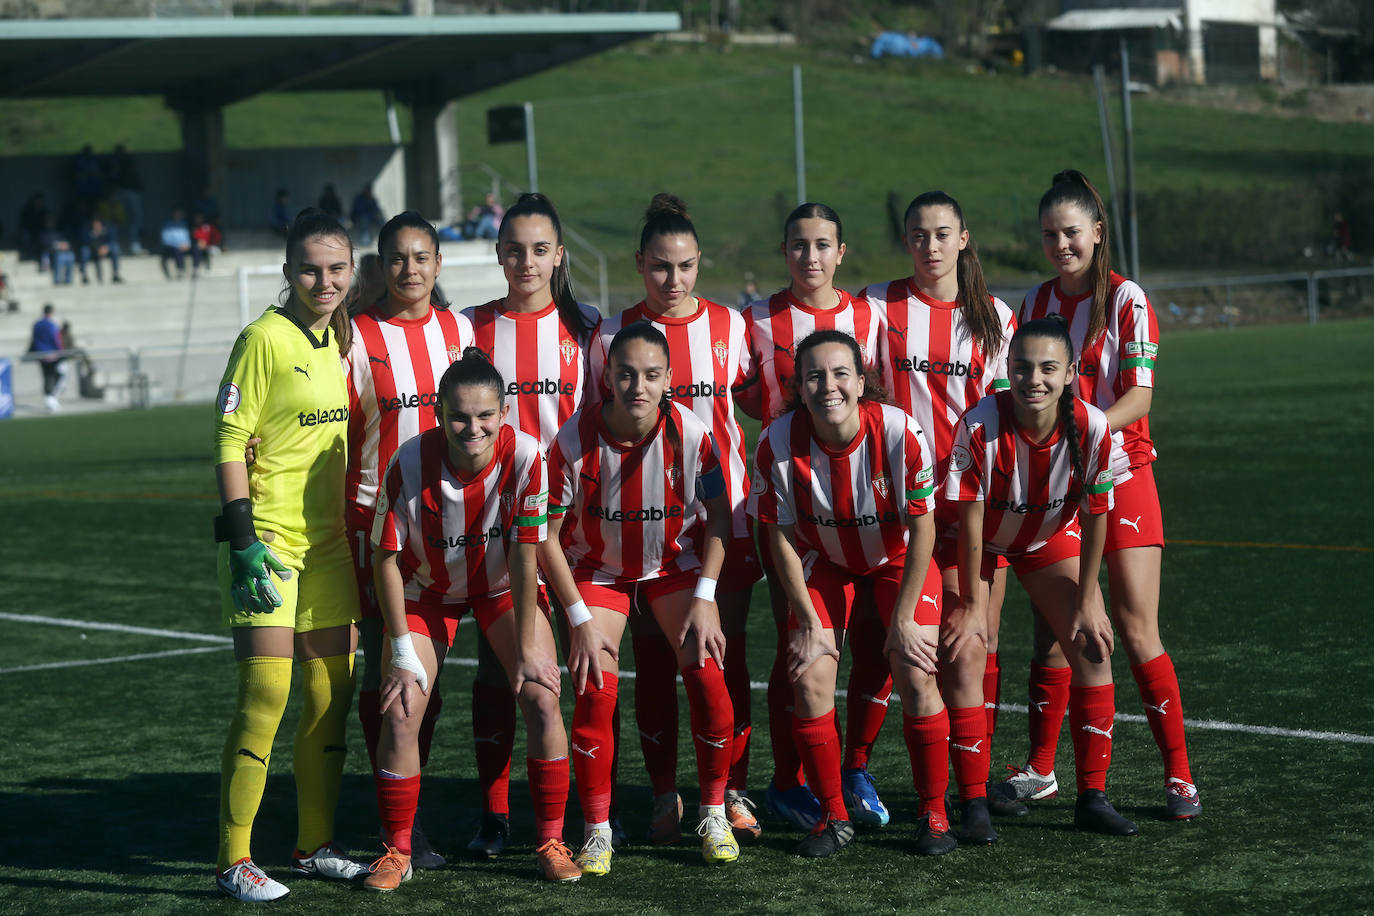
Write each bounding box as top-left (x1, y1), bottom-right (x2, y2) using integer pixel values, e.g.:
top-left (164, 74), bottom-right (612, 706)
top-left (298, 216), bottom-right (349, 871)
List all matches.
top-left (551, 503), bottom-right (571, 515)
top-left (1087, 479), bottom-right (1114, 495)
top-left (907, 485), bottom-right (935, 500)
top-left (515, 513), bottom-right (548, 527)
top-left (1120, 356), bottom-right (1154, 370)
top-left (990, 378), bottom-right (1010, 391)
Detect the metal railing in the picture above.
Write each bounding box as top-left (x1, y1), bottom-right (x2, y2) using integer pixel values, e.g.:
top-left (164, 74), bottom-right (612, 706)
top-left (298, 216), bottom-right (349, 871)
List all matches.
top-left (1144, 265), bottom-right (1374, 327)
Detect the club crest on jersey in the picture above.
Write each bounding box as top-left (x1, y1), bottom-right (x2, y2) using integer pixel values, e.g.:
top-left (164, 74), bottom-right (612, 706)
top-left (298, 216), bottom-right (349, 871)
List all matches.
top-left (447, 343), bottom-right (464, 363)
top-left (712, 339), bottom-right (728, 368)
top-left (500, 490), bottom-right (515, 514)
top-left (872, 475), bottom-right (890, 500)
top-left (559, 336), bottom-right (578, 366)
top-left (666, 465), bottom-right (682, 489)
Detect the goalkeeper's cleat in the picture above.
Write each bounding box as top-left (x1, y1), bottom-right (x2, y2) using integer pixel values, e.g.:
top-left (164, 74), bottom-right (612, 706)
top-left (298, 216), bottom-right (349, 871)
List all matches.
top-left (1165, 778), bottom-right (1202, 820)
top-left (1074, 789), bottom-right (1139, 836)
top-left (956, 797), bottom-right (997, 845)
top-left (697, 811), bottom-right (740, 864)
top-left (841, 767), bottom-right (890, 827)
top-left (724, 789), bottom-right (761, 840)
top-left (217, 858), bottom-right (289, 902)
top-left (996, 763), bottom-right (1059, 802)
top-left (575, 829), bottom-right (614, 877)
top-left (363, 846), bottom-right (413, 891)
top-left (647, 792), bottom-right (683, 846)
top-left (466, 811), bottom-right (510, 858)
top-left (409, 824), bottom-right (445, 869)
top-left (290, 842), bottom-right (367, 880)
top-left (535, 839), bottom-right (582, 883)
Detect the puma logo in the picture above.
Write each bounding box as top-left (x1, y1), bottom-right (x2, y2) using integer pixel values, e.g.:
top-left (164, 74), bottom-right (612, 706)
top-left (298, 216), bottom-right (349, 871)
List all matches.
top-left (1146, 699), bottom-right (1170, 715)
top-left (952, 740), bottom-right (984, 754)
top-left (293, 366), bottom-right (310, 380)
top-left (369, 354), bottom-right (391, 368)
top-left (1119, 515), bottom-right (1142, 533)
top-left (237, 748), bottom-right (270, 766)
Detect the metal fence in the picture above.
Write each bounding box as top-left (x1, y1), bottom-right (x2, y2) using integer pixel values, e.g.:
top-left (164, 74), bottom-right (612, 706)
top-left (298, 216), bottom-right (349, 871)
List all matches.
top-left (1144, 265), bottom-right (1374, 329)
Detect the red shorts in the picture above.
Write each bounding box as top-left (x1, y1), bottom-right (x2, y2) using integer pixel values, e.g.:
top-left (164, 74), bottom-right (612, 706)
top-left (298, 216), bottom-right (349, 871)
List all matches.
top-left (574, 567), bottom-right (698, 616)
top-left (985, 519), bottom-right (1088, 581)
top-left (720, 531), bottom-right (762, 588)
top-left (789, 551), bottom-right (942, 631)
top-left (400, 591), bottom-right (513, 646)
top-left (933, 535), bottom-right (1011, 575)
top-left (1105, 464), bottom-right (1165, 552)
top-left (346, 504), bottom-right (381, 620)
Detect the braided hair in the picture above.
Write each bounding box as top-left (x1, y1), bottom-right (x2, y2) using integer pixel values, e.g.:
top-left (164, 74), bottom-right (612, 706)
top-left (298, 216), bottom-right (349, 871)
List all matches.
top-left (1011, 314), bottom-right (1085, 503)
top-left (1038, 169), bottom-right (1112, 347)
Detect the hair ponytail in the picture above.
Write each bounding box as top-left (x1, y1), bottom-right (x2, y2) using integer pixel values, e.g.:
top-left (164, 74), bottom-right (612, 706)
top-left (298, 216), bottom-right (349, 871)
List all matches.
top-left (783, 202), bottom-right (843, 245)
top-left (903, 191), bottom-right (1002, 358)
top-left (437, 345), bottom-right (506, 408)
top-left (499, 192), bottom-right (594, 338)
top-left (281, 207), bottom-right (354, 355)
top-left (1039, 169), bottom-right (1112, 347)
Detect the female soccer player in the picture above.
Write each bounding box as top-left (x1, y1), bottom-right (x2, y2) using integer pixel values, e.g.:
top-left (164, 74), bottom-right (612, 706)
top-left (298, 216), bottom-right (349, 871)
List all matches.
top-left (737, 203), bottom-right (886, 833)
top-left (459, 192), bottom-right (602, 854)
top-left (346, 211), bottom-right (473, 865)
top-left (542, 322), bottom-right (739, 875)
top-left (750, 329), bottom-right (952, 858)
top-left (947, 315), bottom-right (1137, 836)
top-left (1005, 169), bottom-right (1199, 820)
top-left (213, 208), bottom-right (365, 902)
top-left (857, 191), bottom-right (1018, 838)
top-left (362, 350), bottom-right (581, 890)
top-left (588, 194), bottom-right (759, 844)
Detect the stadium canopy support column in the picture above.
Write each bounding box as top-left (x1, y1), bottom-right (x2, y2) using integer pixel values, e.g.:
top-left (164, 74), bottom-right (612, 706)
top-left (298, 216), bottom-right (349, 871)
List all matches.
top-left (409, 98), bottom-right (461, 226)
top-left (178, 105), bottom-right (227, 216)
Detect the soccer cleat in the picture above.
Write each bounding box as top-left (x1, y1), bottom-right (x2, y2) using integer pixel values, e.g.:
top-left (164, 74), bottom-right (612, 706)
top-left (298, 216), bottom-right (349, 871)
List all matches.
top-left (765, 780), bottom-right (823, 832)
top-left (217, 858), bottom-right (290, 902)
top-left (724, 789), bottom-right (762, 840)
top-left (290, 842), bottom-right (367, 880)
top-left (1165, 778), bottom-right (1202, 820)
top-left (841, 767), bottom-right (890, 827)
top-left (535, 838), bottom-right (582, 883)
top-left (466, 812), bottom-right (510, 858)
top-left (1074, 789), bottom-right (1139, 836)
top-left (575, 829), bottom-right (614, 877)
top-left (409, 824), bottom-right (446, 869)
top-left (985, 781), bottom-right (1030, 817)
top-left (914, 810), bottom-right (958, 856)
top-left (997, 763), bottom-right (1059, 802)
top-left (363, 846), bottom-right (413, 891)
top-left (608, 812), bottom-right (628, 848)
top-left (647, 792), bottom-right (684, 845)
top-left (795, 816), bottom-right (855, 858)
top-left (956, 797), bottom-right (997, 845)
top-left (697, 811), bottom-right (741, 864)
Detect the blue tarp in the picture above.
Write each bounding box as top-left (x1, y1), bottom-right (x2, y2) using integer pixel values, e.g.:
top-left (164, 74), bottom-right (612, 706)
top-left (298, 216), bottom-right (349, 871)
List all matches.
top-left (871, 31), bottom-right (944, 59)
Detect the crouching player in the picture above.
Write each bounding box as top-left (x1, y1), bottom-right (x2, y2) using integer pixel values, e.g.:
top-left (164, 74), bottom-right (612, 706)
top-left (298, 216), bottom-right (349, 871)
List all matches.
top-left (364, 349), bottom-right (582, 889)
top-left (946, 315), bottom-right (1137, 836)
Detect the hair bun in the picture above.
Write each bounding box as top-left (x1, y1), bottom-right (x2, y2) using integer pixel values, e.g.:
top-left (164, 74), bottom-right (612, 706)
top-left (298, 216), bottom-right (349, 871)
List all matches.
top-left (646, 192), bottom-right (689, 221)
top-left (1051, 169), bottom-right (1090, 188)
top-left (462, 345), bottom-right (490, 363)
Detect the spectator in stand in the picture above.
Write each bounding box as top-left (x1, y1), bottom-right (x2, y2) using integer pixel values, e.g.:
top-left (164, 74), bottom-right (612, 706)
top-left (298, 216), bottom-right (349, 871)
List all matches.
top-left (29, 303), bottom-right (64, 411)
top-left (71, 144), bottom-right (105, 210)
top-left (107, 144), bottom-right (145, 254)
top-left (318, 183), bottom-right (343, 221)
top-left (79, 215), bottom-right (124, 285)
top-left (161, 208), bottom-right (201, 279)
top-left (350, 184), bottom-right (384, 247)
top-left (192, 211), bottom-right (222, 270)
top-left (463, 192), bottom-right (504, 240)
top-left (41, 216), bottom-right (77, 285)
top-left (19, 192), bottom-right (51, 265)
top-left (1329, 212), bottom-right (1353, 263)
top-left (270, 189), bottom-right (292, 239)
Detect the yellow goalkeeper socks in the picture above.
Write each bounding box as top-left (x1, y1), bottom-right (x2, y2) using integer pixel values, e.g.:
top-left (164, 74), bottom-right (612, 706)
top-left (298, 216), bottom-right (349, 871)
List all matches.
top-left (294, 653), bottom-right (356, 854)
top-left (217, 655), bottom-right (291, 872)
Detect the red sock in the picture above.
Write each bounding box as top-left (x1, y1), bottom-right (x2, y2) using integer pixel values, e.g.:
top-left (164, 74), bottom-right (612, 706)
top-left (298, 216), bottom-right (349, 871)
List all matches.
top-left (471, 680), bottom-right (512, 815)
top-left (948, 705), bottom-right (989, 801)
top-left (417, 681), bottom-right (442, 769)
top-left (1132, 653), bottom-right (1193, 783)
top-left (682, 658), bottom-right (733, 807)
top-left (1027, 664), bottom-right (1072, 775)
top-left (571, 671), bottom-right (618, 824)
top-left (375, 772), bottom-right (421, 854)
top-left (767, 641), bottom-right (805, 790)
top-left (902, 708), bottom-right (950, 817)
top-left (527, 756), bottom-right (570, 844)
top-left (793, 712), bottom-right (846, 822)
top-left (358, 688), bottom-right (381, 773)
top-left (723, 633), bottom-right (752, 790)
top-left (843, 608), bottom-right (891, 771)
top-left (1069, 683), bottom-right (1115, 794)
top-left (609, 697), bottom-right (621, 811)
top-left (983, 651), bottom-right (1002, 738)
top-left (632, 629), bottom-right (680, 796)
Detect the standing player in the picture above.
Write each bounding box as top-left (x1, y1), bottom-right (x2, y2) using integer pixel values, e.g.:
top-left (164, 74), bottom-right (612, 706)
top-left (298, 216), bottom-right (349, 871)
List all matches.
top-left (588, 194), bottom-right (760, 844)
top-left (212, 208), bottom-right (366, 901)
top-left (363, 351), bottom-right (581, 890)
top-left (947, 315), bottom-right (1137, 836)
top-left (736, 203), bottom-right (886, 833)
top-left (346, 212), bottom-right (473, 866)
top-left (542, 322), bottom-right (739, 875)
top-left (750, 330), bottom-right (952, 858)
top-left (1005, 169), bottom-right (1199, 819)
top-left (460, 192), bottom-right (602, 854)
top-left (857, 191), bottom-right (1019, 838)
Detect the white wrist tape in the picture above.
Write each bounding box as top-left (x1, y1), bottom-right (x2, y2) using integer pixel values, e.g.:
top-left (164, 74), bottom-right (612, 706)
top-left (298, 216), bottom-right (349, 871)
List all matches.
top-left (693, 577), bottom-right (718, 602)
top-left (565, 600), bottom-right (593, 627)
top-left (389, 634), bottom-right (429, 692)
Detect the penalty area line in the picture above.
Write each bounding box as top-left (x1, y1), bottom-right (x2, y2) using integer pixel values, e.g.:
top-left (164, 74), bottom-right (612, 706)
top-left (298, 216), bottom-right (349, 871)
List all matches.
top-left (0, 644), bottom-right (230, 674)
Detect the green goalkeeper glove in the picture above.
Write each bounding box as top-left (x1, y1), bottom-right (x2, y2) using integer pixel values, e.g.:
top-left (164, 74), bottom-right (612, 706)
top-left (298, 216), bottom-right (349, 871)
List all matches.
top-left (216, 498), bottom-right (293, 615)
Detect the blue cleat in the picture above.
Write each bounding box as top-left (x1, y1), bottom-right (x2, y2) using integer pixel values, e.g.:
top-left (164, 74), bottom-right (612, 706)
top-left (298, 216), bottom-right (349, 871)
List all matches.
top-left (842, 767), bottom-right (890, 827)
top-left (765, 780), bottom-right (823, 832)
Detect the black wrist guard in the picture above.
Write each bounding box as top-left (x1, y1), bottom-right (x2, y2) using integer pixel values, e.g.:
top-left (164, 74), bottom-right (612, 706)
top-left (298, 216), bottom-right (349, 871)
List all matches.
top-left (214, 498), bottom-right (258, 550)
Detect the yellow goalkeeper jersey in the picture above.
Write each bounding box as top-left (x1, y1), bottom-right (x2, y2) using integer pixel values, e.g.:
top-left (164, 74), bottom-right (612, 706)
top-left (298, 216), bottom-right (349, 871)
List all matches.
top-left (215, 306), bottom-right (349, 543)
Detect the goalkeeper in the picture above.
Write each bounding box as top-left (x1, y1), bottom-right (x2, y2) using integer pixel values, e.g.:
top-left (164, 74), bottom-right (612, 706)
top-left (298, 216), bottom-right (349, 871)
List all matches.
top-left (211, 209), bottom-right (363, 902)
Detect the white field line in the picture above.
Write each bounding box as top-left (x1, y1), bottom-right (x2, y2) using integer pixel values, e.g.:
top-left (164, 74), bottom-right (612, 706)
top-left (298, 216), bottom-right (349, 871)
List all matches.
top-left (4, 612), bottom-right (1371, 746)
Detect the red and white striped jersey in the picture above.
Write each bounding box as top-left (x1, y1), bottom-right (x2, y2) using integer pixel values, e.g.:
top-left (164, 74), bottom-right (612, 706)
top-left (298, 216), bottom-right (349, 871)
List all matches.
top-left (547, 402), bottom-right (720, 585)
top-left (461, 298), bottom-right (602, 450)
top-left (588, 298), bottom-right (751, 537)
top-left (372, 424), bottom-right (548, 604)
top-left (748, 400), bottom-right (935, 577)
top-left (739, 288), bottom-right (881, 424)
top-left (346, 304), bottom-right (474, 512)
top-left (861, 278), bottom-right (1016, 468)
top-left (1019, 272), bottom-right (1159, 471)
top-left (944, 391), bottom-right (1115, 557)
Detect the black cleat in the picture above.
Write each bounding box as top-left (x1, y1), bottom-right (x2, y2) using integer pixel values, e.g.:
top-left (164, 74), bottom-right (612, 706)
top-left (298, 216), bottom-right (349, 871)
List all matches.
top-left (1165, 778), bottom-right (1202, 820)
top-left (914, 811), bottom-right (958, 856)
top-left (1075, 790), bottom-right (1139, 836)
top-left (957, 797), bottom-right (997, 845)
top-left (466, 812), bottom-right (510, 857)
top-left (987, 781), bottom-right (1030, 817)
top-left (410, 824), bottom-right (446, 869)
top-left (795, 817), bottom-right (855, 858)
